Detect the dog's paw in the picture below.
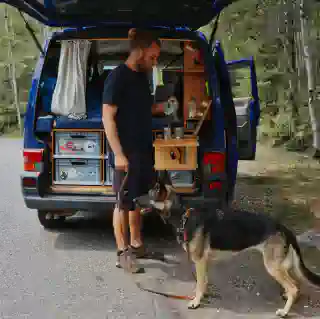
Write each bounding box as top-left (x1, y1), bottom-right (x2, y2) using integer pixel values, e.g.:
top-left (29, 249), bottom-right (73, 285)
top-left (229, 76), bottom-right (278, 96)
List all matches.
top-left (188, 298), bottom-right (201, 310)
top-left (276, 308), bottom-right (289, 318)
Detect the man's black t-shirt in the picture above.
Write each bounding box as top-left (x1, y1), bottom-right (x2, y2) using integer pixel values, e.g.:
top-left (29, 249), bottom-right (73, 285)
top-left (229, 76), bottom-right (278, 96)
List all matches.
top-left (102, 64), bottom-right (153, 155)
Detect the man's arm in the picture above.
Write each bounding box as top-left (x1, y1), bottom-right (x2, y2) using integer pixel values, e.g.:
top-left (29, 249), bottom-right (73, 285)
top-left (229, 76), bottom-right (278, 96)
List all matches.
top-left (102, 104), bottom-right (123, 157)
top-left (151, 102), bottom-right (165, 115)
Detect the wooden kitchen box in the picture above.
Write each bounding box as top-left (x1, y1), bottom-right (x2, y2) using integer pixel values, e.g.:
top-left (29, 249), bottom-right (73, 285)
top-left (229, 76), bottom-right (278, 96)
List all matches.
top-left (153, 138), bottom-right (198, 171)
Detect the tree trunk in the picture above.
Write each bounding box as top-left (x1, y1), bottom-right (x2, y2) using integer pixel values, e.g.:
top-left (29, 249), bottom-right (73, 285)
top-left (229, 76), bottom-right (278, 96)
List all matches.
top-left (300, 0), bottom-right (320, 157)
top-left (282, 0), bottom-right (299, 136)
top-left (4, 6), bottom-right (22, 135)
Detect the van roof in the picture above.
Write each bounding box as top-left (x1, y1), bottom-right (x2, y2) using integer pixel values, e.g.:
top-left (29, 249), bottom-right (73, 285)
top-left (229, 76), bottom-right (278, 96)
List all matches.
top-left (1, 0), bottom-right (238, 29)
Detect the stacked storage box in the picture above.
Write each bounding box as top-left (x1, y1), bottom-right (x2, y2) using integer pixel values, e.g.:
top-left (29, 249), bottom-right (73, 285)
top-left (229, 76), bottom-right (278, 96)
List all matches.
top-left (52, 130), bottom-right (113, 186)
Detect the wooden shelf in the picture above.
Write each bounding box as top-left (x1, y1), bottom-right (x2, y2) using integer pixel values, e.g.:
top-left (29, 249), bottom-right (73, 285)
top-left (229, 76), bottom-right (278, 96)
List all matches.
top-left (186, 117), bottom-right (203, 121)
top-left (153, 138), bottom-right (198, 147)
top-left (50, 185), bottom-right (114, 194)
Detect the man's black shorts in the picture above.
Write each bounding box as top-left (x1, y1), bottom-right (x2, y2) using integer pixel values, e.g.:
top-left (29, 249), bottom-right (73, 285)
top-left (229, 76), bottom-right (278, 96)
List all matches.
top-left (113, 153), bottom-right (155, 211)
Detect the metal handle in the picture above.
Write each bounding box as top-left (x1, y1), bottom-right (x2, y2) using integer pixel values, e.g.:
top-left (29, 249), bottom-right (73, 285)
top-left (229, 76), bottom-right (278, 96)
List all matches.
top-left (70, 160), bottom-right (87, 166)
top-left (69, 134), bottom-right (86, 139)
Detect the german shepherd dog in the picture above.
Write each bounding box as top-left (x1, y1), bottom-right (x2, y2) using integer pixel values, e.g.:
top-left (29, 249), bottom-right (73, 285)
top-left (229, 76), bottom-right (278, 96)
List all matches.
top-left (134, 171), bottom-right (320, 318)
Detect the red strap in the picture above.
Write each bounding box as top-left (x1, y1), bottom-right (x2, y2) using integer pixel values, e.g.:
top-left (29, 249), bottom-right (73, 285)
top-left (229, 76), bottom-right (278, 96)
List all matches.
top-left (183, 229), bottom-right (188, 242)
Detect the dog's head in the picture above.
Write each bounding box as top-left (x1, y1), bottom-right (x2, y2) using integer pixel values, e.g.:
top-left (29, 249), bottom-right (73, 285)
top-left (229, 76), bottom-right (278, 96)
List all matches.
top-left (134, 170), bottom-right (182, 226)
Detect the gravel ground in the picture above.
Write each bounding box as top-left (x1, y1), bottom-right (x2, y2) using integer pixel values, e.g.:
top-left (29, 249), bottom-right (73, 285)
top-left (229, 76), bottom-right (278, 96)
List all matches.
top-left (1, 138), bottom-right (319, 319)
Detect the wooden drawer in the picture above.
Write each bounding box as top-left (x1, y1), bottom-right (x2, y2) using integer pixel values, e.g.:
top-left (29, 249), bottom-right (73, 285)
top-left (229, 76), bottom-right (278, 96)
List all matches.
top-left (153, 138), bottom-right (198, 171)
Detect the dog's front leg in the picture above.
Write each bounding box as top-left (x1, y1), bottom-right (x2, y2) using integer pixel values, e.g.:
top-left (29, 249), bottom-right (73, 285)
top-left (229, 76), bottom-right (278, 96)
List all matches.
top-left (188, 257), bottom-right (208, 309)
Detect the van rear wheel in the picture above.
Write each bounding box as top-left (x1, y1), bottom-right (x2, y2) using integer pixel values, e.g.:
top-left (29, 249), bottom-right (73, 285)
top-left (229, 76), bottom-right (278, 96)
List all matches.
top-left (38, 210), bottom-right (66, 229)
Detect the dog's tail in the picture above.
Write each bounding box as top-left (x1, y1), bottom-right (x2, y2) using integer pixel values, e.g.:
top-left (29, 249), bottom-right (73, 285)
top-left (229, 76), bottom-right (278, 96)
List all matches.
top-left (279, 224), bottom-right (320, 287)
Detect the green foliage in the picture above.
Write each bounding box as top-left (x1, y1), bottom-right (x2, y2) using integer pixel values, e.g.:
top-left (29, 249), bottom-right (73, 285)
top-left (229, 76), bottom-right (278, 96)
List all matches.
top-left (0, 1), bottom-right (319, 143)
top-left (201, 0), bottom-right (320, 147)
top-left (0, 4), bottom-right (44, 119)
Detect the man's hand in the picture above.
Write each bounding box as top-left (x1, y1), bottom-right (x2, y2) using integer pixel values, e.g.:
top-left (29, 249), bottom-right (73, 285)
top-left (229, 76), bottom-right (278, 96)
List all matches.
top-left (152, 96), bottom-right (179, 116)
top-left (115, 153), bottom-right (129, 172)
top-left (152, 102), bottom-right (165, 115)
top-left (164, 96), bottom-right (179, 116)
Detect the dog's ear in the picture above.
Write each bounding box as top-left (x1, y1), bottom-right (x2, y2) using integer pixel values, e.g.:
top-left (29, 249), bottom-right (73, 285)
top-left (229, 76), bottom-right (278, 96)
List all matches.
top-left (158, 170), bottom-right (173, 186)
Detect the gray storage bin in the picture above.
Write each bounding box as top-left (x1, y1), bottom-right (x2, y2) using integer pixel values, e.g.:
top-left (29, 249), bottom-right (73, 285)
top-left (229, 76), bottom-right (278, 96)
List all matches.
top-left (104, 156), bottom-right (114, 186)
top-left (55, 131), bottom-right (102, 157)
top-left (54, 158), bottom-right (102, 185)
top-left (168, 171), bottom-right (193, 187)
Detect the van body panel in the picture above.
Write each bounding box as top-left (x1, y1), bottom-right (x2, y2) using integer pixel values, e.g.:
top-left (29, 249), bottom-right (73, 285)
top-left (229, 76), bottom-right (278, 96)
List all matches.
top-left (1, 0), bottom-right (239, 29)
top-left (14, 24), bottom-right (259, 224)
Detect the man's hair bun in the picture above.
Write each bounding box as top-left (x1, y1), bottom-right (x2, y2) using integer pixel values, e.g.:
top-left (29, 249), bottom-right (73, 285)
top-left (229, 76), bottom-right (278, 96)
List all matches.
top-left (127, 28), bottom-right (161, 51)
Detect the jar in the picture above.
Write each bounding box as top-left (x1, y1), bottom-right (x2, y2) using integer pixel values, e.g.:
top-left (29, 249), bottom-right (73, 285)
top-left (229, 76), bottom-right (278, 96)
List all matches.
top-left (174, 127), bottom-right (184, 139)
top-left (164, 126), bottom-right (172, 140)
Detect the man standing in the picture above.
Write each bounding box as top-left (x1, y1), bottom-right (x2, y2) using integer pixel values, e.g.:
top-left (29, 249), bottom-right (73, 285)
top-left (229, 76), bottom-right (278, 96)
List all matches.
top-left (102, 29), bottom-right (165, 273)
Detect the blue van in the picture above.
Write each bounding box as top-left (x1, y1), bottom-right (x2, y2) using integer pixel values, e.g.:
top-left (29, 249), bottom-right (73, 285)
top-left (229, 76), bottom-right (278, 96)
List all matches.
top-left (2, 0), bottom-right (260, 228)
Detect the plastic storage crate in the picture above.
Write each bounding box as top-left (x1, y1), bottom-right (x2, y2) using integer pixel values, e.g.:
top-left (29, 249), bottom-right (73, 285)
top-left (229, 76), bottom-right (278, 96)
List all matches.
top-left (54, 131), bottom-right (102, 157)
top-left (54, 158), bottom-right (102, 185)
top-left (168, 171), bottom-right (194, 187)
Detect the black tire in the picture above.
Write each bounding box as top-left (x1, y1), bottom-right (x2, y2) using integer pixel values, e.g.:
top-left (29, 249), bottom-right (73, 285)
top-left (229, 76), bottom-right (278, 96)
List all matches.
top-left (37, 210), bottom-right (66, 229)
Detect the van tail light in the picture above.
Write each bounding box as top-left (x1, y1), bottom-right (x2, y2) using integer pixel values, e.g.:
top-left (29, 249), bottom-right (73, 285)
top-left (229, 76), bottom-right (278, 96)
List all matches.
top-left (209, 181), bottom-right (222, 190)
top-left (203, 152), bottom-right (225, 174)
top-left (23, 149), bottom-right (44, 172)
top-left (203, 152), bottom-right (225, 193)
top-left (22, 177), bottom-right (37, 187)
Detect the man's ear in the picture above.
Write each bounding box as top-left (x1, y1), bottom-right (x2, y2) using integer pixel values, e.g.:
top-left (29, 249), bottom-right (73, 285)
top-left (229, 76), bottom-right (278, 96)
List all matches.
top-left (137, 47), bottom-right (144, 60)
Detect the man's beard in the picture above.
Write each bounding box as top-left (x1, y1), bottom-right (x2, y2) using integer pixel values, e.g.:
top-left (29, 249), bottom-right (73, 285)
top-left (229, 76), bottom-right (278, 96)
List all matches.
top-left (136, 56), bottom-right (152, 73)
top-left (136, 59), bottom-right (147, 72)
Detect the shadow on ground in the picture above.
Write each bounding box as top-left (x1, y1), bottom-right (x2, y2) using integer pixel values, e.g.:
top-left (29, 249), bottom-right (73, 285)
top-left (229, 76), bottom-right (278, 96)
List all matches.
top-left (51, 145), bottom-right (320, 318)
top-left (203, 249), bottom-right (320, 317)
top-left (138, 248), bottom-right (320, 318)
top-left (53, 212), bottom-right (176, 253)
top-left (235, 173), bottom-right (317, 233)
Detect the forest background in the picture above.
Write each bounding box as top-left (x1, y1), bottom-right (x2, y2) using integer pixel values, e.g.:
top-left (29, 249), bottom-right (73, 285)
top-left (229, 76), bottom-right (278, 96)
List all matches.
top-left (0, 0), bottom-right (319, 155)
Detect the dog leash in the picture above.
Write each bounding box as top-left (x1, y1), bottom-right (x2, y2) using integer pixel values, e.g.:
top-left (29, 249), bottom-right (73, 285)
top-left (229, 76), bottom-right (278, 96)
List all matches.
top-left (116, 169), bottom-right (129, 209)
top-left (136, 282), bottom-right (194, 300)
top-left (135, 208), bottom-right (197, 301)
top-left (135, 268), bottom-right (197, 301)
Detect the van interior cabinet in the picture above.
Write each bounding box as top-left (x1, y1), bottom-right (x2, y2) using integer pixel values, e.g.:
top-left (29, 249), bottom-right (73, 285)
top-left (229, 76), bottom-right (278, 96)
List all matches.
top-left (153, 138), bottom-right (198, 171)
top-left (183, 42), bottom-right (210, 128)
top-left (51, 129), bottom-right (113, 187)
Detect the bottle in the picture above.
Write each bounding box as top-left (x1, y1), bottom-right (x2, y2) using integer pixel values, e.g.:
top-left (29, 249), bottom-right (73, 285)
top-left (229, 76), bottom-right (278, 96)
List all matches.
top-left (188, 97), bottom-right (197, 118)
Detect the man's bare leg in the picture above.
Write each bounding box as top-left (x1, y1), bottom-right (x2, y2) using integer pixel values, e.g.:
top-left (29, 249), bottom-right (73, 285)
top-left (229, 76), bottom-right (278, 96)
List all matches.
top-left (113, 206), bottom-right (129, 251)
top-left (129, 208), bottom-right (143, 248)
top-left (129, 206), bottom-right (164, 261)
top-left (113, 205), bottom-right (144, 273)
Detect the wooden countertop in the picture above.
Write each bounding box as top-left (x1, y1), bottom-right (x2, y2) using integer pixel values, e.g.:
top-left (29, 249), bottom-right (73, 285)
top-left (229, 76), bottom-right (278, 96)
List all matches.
top-left (153, 138), bottom-right (198, 147)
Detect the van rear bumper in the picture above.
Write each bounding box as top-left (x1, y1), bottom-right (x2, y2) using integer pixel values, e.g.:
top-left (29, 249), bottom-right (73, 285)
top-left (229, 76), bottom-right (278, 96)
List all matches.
top-left (22, 192), bottom-right (218, 212)
top-left (23, 193), bottom-right (117, 212)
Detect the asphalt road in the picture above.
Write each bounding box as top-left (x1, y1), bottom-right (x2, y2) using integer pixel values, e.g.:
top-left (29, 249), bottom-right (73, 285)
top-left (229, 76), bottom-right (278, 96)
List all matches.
top-left (0, 138), bottom-right (183, 319)
top-left (1, 138), bottom-right (319, 319)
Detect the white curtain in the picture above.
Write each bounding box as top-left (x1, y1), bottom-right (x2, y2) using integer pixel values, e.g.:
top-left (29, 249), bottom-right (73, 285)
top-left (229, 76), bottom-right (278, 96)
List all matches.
top-left (51, 39), bottom-right (91, 116)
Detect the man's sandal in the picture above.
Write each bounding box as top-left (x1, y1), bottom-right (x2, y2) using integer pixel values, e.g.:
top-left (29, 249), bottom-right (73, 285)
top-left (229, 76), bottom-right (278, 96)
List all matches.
top-left (116, 249), bottom-right (145, 274)
top-left (129, 245), bottom-right (165, 262)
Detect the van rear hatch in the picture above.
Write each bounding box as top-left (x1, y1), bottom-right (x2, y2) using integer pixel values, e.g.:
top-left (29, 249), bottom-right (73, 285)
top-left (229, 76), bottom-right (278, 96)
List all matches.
top-left (1, 0), bottom-right (238, 29)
